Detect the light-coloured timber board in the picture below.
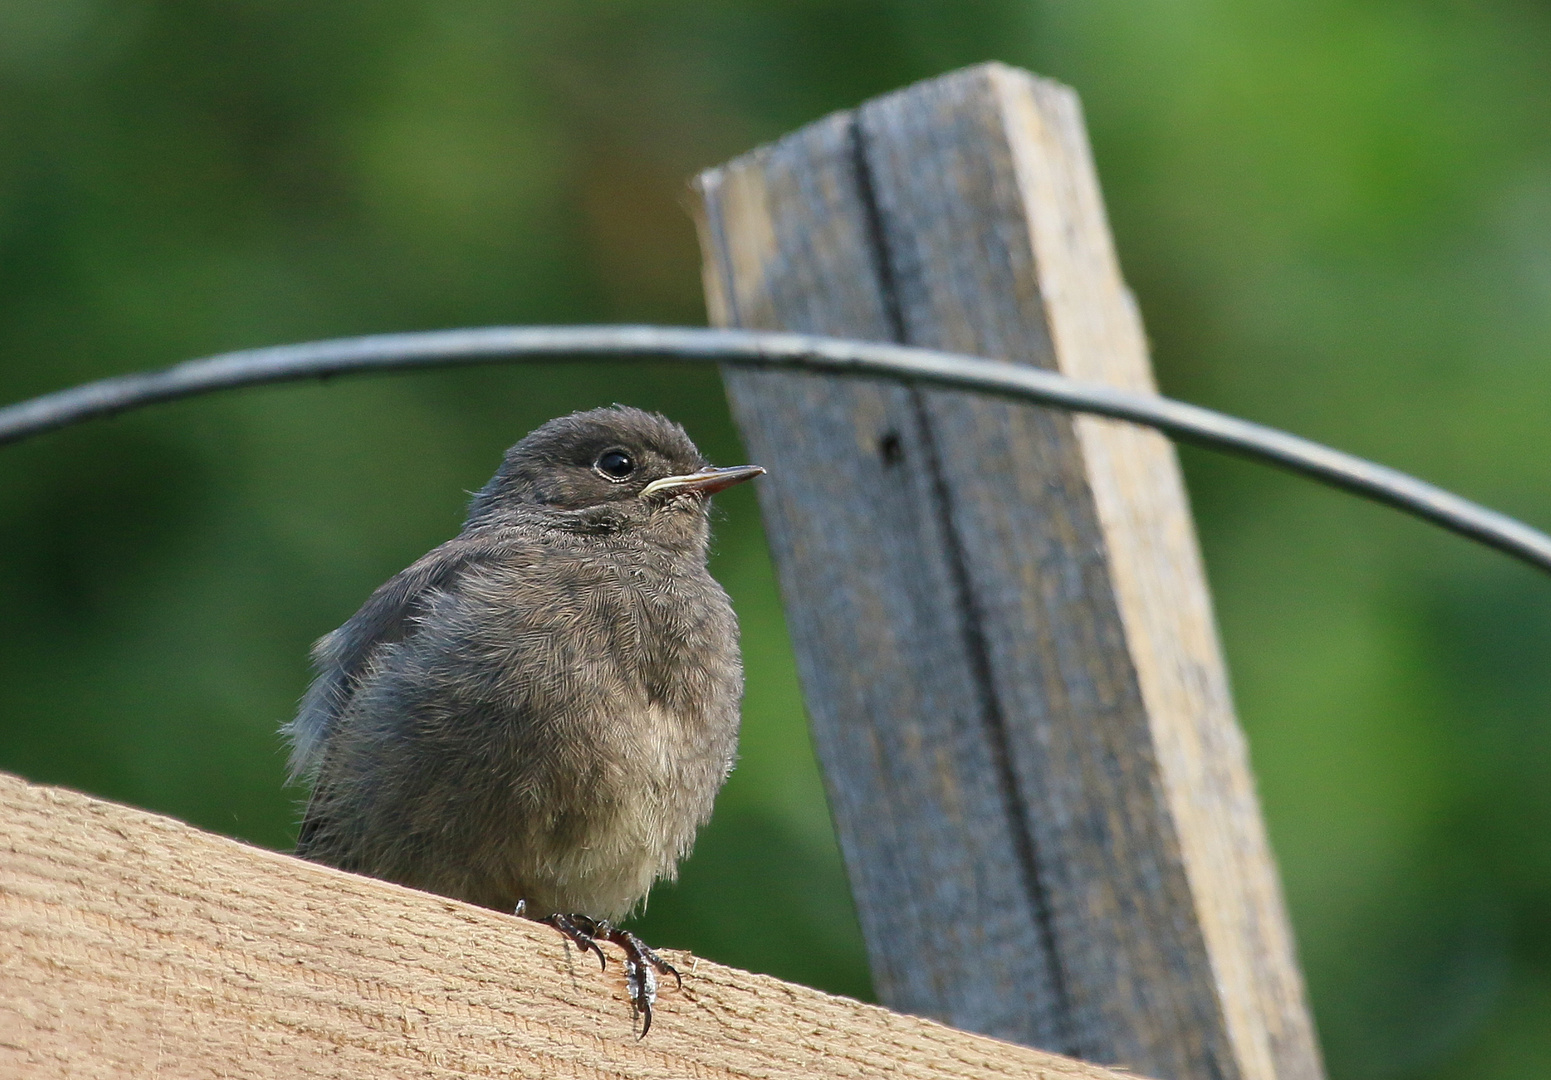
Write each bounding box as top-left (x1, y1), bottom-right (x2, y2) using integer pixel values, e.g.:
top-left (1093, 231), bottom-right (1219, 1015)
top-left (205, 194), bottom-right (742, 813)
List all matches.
top-left (0, 770), bottom-right (1141, 1080)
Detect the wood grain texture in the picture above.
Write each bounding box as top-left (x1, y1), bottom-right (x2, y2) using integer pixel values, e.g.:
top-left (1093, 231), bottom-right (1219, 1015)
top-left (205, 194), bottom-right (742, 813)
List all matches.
top-left (0, 769), bottom-right (1141, 1080)
top-left (693, 63), bottom-right (1323, 1080)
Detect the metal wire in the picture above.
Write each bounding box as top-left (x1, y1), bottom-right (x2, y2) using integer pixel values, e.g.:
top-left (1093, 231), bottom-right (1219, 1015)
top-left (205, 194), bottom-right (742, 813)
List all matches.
top-left (2, 324), bottom-right (1548, 576)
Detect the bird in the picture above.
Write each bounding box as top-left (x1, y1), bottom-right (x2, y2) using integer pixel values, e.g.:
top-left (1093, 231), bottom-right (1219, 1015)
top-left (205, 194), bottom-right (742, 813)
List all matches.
top-left (282, 405), bottom-right (764, 1034)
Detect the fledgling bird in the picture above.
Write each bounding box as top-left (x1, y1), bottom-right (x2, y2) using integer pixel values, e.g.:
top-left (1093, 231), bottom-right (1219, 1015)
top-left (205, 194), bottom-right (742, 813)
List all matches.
top-left (283, 406), bottom-right (763, 1033)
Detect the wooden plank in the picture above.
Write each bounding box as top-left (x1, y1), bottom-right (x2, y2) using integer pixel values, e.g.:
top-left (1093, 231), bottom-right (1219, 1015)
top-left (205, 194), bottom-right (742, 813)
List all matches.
top-left (0, 769), bottom-right (1140, 1079)
top-left (693, 63), bottom-right (1324, 1080)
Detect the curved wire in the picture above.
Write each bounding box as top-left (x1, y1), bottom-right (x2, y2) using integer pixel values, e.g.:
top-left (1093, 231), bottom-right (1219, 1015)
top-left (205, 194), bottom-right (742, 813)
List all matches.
top-left (2, 324), bottom-right (1548, 576)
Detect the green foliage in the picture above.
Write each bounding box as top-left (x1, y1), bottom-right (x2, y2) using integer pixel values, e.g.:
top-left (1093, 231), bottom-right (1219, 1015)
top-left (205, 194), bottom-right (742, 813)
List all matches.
top-left (1, 2), bottom-right (1548, 1075)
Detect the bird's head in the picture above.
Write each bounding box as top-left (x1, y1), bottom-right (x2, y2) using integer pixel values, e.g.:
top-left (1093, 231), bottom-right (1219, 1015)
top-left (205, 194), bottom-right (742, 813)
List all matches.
top-left (466, 406), bottom-right (763, 535)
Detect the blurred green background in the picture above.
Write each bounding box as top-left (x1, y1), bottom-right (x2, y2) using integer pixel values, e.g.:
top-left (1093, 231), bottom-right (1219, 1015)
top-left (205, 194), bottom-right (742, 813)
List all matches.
top-left (1, 1), bottom-right (1548, 1076)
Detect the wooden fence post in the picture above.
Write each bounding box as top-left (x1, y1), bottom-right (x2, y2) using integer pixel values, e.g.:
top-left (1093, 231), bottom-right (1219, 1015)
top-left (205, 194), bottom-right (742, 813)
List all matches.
top-left (693, 63), bottom-right (1324, 1080)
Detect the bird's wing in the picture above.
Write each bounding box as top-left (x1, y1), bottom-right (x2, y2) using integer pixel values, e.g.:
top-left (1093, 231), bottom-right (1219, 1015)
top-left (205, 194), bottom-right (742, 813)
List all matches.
top-left (283, 528), bottom-right (522, 783)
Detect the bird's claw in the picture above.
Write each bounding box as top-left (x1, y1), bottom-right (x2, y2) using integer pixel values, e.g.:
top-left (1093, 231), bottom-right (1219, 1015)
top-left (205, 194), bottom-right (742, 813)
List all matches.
top-left (526, 909), bottom-right (680, 1037)
top-left (540, 912), bottom-right (608, 971)
top-left (599, 925), bottom-right (680, 1037)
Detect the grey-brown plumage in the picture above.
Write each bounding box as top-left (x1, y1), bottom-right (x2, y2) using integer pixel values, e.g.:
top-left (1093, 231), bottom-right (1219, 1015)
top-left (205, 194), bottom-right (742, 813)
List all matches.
top-left (284, 407), bottom-right (761, 1025)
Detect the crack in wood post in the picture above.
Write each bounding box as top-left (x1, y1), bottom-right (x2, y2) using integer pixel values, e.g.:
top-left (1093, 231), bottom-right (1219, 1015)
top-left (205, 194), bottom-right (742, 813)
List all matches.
top-left (848, 111), bottom-right (1082, 1059)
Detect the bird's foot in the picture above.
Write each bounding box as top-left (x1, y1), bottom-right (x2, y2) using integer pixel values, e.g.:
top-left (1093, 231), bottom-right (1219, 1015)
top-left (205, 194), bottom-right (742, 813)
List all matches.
top-left (524, 908), bottom-right (680, 1037)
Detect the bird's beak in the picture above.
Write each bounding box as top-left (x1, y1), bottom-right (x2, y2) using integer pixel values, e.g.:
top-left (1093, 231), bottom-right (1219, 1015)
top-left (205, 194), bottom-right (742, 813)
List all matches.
top-left (641, 464), bottom-right (766, 499)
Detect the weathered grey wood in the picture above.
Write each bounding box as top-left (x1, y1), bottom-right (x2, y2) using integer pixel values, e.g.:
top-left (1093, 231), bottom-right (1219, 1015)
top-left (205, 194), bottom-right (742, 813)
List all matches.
top-left (693, 63), bottom-right (1324, 1080)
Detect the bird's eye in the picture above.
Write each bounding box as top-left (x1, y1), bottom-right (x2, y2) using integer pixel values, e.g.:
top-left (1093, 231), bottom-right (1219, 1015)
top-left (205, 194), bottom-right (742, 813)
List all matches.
top-left (594, 449), bottom-right (636, 481)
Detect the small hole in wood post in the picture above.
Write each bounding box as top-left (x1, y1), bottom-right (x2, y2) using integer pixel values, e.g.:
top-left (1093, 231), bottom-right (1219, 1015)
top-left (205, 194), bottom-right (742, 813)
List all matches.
top-left (878, 431), bottom-right (904, 466)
